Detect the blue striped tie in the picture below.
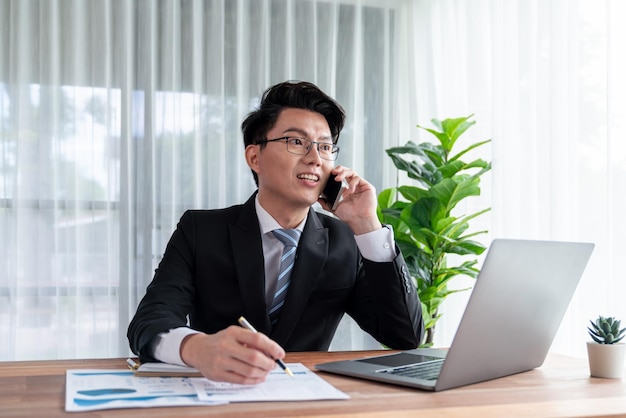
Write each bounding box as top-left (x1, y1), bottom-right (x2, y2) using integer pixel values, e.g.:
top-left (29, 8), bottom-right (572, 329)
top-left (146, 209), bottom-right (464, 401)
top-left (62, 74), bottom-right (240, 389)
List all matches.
top-left (269, 228), bottom-right (301, 326)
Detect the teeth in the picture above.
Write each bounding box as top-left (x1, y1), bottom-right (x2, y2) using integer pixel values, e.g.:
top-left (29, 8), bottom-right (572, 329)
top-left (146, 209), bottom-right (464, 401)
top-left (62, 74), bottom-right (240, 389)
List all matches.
top-left (298, 174), bottom-right (319, 182)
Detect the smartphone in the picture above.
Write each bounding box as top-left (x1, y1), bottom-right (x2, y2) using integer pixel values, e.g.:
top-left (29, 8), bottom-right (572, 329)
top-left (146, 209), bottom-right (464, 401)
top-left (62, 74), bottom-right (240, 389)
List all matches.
top-left (321, 174), bottom-right (344, 212)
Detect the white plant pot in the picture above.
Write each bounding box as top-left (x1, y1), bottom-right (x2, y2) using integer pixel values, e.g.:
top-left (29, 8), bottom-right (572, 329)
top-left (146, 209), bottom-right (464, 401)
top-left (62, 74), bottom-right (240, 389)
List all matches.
top-left (586, 341), bottom-right (626, 378)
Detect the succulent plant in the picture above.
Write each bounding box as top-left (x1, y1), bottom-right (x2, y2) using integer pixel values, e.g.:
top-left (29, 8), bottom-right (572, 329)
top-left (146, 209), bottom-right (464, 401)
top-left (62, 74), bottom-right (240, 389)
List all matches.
top-left (588, 315), bottom-right (626, 344)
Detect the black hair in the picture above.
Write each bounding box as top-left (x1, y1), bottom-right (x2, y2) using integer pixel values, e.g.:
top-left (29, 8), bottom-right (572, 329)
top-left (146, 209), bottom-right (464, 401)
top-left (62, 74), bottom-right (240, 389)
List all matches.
top-left (241, 81), bottom-right (346, 185)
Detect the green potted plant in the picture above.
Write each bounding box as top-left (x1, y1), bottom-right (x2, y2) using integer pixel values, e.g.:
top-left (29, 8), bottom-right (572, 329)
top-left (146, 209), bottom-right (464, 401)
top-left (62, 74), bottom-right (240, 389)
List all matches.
top-left (587, 315), bottom-right (626, 378)
top-left (377, 114), bottom-right (491, 347)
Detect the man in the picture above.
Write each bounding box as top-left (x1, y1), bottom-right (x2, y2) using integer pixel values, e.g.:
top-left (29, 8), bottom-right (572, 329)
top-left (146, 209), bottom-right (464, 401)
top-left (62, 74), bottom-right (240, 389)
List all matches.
top-left (127, 81), bottom-right (423, 384)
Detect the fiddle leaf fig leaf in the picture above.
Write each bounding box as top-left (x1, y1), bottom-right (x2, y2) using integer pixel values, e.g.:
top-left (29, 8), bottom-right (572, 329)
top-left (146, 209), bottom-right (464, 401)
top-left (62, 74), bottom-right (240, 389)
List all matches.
top-left (377, 114), bottom-right (491, 347)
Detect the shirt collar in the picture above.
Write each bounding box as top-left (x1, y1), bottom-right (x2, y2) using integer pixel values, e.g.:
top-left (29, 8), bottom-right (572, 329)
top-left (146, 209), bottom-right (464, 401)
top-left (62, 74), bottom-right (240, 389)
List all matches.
top-left (255, 194), bottom-right (307, 235)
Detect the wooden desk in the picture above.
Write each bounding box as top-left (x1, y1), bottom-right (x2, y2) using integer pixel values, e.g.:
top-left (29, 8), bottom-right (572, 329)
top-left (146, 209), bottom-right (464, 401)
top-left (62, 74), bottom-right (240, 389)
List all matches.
top-left (1, 351), bottom-right (625, 417)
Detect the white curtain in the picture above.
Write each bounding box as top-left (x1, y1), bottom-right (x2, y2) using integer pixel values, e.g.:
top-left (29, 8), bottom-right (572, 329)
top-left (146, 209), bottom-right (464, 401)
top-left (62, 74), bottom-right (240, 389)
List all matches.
top-left (0, 0), bottom-right (393, 360)
top-left (396, 0), bottom-right (626, 359)
top-left (2, 0), bottom-right (624, 361)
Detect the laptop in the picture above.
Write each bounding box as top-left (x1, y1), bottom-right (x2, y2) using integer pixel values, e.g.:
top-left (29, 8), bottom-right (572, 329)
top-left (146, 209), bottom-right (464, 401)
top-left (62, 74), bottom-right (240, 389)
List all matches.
top-left (316, 239), bottom-right (594, 391)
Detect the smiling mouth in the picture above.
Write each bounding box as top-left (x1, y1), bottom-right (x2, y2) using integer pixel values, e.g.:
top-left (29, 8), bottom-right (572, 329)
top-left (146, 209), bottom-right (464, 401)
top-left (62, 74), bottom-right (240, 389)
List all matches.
top-left (297, 173), bottom-right (320, 182)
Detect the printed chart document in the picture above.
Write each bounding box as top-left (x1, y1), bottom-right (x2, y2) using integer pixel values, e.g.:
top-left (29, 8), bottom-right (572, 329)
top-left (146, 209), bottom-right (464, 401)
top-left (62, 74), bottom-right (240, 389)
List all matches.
top-left (65, 369), bottom-right (224, 412)
top-left (191, 363), bottom-right (350, 402)
top-left (66, 363), bottom-right (348, 412)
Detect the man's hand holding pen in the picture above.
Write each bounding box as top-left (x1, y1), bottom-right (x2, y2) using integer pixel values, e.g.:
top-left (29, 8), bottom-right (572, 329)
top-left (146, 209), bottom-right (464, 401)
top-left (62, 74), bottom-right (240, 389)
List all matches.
top-left (179, 322), bottom-right (287, 385)
top-left (238, 316), bottom-right (293, 377)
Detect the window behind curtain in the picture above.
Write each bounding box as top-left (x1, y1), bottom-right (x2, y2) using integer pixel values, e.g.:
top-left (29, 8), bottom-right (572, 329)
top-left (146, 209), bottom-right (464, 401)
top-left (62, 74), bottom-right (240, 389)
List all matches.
top-left (0, 0), bottom-right (397, 360)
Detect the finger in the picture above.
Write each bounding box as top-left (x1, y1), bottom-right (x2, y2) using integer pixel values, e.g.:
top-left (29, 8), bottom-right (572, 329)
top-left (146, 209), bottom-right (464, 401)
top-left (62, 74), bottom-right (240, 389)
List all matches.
top-left (204, 344), bottom-right (274, 383)
top-left (236, 327), bottom-right (281, 353)
top-left (330, 165), bottom-right (349, 180)
top-left (338, 172), bottom-right (359, 194)
top-left (208, 357), bottom-right (271, 385)
top-left (330, 167), bottom-right (356, 189)
top-left (235, 328), bottom-right (285, 367)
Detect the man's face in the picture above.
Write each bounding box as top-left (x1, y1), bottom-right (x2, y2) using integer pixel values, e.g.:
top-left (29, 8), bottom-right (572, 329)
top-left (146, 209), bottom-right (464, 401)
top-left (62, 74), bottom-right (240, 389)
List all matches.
top-left (246, 107), bottom-right (335, 213)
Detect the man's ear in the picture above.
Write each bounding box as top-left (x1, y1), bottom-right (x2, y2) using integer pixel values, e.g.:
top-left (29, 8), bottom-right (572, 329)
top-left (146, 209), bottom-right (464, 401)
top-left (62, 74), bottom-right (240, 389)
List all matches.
top-left (245, 144), bottom-right (260, 173)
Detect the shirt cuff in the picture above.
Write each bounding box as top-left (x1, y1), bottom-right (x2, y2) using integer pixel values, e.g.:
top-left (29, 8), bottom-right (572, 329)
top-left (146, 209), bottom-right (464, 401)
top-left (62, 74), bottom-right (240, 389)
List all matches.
top-left (150, 327), bottom-right (201, 366)
top-left (354, 225), bottom-right (397, 262)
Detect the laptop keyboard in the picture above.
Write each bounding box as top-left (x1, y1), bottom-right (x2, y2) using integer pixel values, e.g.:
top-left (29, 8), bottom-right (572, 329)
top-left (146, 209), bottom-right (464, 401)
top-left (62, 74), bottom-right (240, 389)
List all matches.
top-left (378, 359), bottom-right (444, 381)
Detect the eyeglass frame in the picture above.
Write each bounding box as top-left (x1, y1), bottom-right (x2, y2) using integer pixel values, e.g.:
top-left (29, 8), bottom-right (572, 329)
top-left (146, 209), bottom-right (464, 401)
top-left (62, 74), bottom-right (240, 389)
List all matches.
top-left (256, 136), bottom-right (340, 161)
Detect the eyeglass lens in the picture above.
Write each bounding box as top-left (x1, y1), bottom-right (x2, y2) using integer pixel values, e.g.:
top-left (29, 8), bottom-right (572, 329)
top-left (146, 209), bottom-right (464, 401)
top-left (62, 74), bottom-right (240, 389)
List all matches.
top-left (287, 138), bottom-right (338, 160)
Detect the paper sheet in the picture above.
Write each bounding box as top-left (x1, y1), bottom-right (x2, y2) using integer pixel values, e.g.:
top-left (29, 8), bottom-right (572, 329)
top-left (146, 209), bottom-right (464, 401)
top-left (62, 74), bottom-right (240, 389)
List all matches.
top-left (65, 369), bottom-right (224, 412)
top-left (66, 363), bottom-right (348, 412)
top-left (191, 363), bottom-right (350, 402)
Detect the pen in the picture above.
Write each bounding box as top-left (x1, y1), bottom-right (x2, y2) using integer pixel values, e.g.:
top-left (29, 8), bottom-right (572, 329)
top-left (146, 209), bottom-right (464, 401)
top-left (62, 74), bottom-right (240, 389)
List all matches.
top-left (238, 316), bottom-right (294, 377)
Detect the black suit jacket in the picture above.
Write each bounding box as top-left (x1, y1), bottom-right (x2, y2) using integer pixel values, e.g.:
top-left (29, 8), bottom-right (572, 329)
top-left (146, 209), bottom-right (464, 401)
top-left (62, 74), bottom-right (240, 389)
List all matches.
top-left (128, 193), bottom-right (423, 362)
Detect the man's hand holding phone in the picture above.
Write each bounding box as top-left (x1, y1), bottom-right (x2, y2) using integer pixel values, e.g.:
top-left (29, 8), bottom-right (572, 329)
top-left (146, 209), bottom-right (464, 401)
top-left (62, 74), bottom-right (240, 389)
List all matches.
top-left (319, 166), bottom-right (383, 235)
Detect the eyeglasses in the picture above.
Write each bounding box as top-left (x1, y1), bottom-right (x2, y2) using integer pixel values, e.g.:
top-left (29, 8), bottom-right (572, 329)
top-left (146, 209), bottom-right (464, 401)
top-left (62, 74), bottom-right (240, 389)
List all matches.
top-left (257, 137), bottom-right (340, 161)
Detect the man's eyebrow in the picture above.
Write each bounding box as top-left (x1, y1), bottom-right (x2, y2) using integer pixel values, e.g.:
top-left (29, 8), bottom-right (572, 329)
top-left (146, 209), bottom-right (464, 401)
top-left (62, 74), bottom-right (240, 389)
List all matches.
top-left (281, 127), bottom-right (332, 142)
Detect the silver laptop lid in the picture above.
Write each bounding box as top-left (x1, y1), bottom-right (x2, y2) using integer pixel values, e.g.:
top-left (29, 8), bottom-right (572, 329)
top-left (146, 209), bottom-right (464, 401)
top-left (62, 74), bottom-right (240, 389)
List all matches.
top-left (435, 239), bottom-right (594, 390)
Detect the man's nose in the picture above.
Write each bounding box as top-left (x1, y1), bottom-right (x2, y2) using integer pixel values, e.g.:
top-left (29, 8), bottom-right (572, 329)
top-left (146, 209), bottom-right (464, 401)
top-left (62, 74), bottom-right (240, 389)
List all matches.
top-left (303, 143), bottom-right (323, 163)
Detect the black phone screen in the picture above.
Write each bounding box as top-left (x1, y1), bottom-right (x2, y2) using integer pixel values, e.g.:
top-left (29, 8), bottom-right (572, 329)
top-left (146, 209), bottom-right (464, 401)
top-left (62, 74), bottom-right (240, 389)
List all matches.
top-left (321, 174), bottom-right (342, 211)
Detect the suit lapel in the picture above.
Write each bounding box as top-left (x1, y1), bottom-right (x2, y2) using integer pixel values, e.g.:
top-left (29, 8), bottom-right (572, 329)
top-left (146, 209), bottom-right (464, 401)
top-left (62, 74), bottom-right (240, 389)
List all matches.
top-left (270, 208), bottom-right (329, 344)
top-left (229, 194), bottom-right (272, 333)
